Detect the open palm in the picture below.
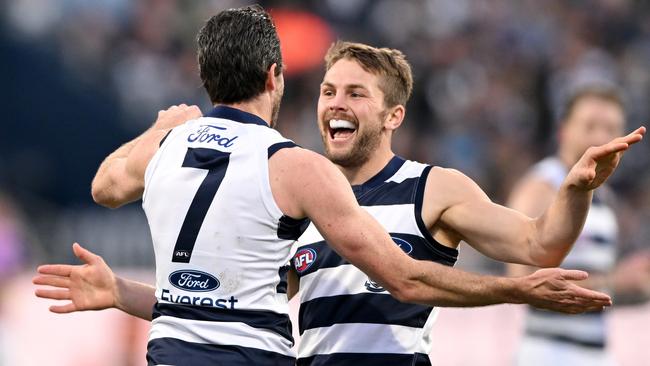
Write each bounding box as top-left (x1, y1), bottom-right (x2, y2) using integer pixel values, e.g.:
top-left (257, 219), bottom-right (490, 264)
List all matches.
top-left (33, 243), bottom-right (117, 313)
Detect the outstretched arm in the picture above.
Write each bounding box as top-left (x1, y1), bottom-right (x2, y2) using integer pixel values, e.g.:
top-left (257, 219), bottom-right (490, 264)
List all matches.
top-left (91, 105), bottom-right (202, 208)
top-left (33, 243), bottom-right (610, 316)
top-left (431, 127), bottom-right (645, 267)
top-left (33, 243), bottom-right (156, 320)
top-left (270, 148), bottom-right (611, 313)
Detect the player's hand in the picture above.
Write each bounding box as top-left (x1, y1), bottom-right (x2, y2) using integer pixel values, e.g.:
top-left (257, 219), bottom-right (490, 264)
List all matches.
top-left (33, 243), bottom-right (118, 313)
top-left (566, 126), bottom-right (645, 191)
top-left (152, 104), bottom-right (202, 131)
top-left (518, 268), bottom-right (612, 314)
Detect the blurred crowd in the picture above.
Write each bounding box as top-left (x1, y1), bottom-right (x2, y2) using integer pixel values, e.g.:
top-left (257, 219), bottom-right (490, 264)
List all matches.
top-left (1, 0), bottom-right (650, 267)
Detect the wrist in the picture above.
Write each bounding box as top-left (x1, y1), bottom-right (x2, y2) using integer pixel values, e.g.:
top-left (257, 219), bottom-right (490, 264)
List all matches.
top-left (496, 276), bottom-right (524, 304)
top-left (112, 275), bottom-right (126, 312)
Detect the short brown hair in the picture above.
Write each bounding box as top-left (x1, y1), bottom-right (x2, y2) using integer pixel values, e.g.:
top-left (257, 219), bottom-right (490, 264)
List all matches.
top-left (560, 86), bottom-right (624, 122)
top-left (324, 41), bottom-right (413, 108)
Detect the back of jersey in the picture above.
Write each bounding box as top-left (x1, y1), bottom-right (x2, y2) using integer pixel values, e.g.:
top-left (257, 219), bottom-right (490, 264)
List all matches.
top-left (142, 106), bottom-right (306, 366)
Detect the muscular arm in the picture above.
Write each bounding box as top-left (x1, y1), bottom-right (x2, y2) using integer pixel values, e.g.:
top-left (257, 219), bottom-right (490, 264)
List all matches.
top-left (269, 148), bottom-right (611, 311)
top-left (91, 105), bottom-right (202, 208)
top-left (428, 127), bottom-right (645, 267)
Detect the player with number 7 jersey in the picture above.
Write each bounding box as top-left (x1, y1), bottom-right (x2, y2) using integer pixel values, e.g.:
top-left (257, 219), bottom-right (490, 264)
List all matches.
top-left (143, 105), bottom-right (305, 365)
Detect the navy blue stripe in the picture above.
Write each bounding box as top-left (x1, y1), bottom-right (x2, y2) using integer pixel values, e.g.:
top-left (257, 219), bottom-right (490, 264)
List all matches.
top-left (205, 105), bottom-right (269, 127)
top-left (277, 214), bottom-right (310, 240)
top-left (297, 352), bottom-right (431, 366)
top-left (355, 178), bottom-right (418, 206)
top-left (526, 330), bottom-right (605, 349)
top-left (153, 303), bottom-right (294, 344)
top-left (276, 264), bottom-right (290, 294)
top-left (298, 293), bottom-right (433, 334)
top-left (147, 337), bottom-right (295, 366)
top-left (352, 155), bottom-right (406, 195)
top-left (293, 233), bottom-right (455, 277)
top-left (268, 141), bottom-right (299, 158)
top-left (159, 128), bottom-right (173, 147)
top-left (528, 305), bottom-right (604, 317)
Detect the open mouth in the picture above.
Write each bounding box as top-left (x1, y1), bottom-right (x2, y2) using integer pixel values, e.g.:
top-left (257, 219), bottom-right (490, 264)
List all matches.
top-left (328, 119), bottom-right (357, 141)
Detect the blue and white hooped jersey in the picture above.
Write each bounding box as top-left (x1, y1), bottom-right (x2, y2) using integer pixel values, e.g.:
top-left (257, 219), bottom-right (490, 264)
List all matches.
top-left (292, 156), bottom-right (458, 366)
top-left (523, 156), bottom-right (618, 348)
top-left (142, 106), bottom-right (308, 366)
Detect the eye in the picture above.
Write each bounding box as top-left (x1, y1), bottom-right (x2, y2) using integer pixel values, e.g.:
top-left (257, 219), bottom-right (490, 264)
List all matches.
top-left (322, 89), bottom-right (334, 96)
top-left (350, 91), bottom-right (363, 98)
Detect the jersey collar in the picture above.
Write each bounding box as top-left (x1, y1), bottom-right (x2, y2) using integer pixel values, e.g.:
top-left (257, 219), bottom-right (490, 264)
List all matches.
top-left (205, 105), bottom-right (270, 127)
top-left (352, 155), bottom-right (406, 196)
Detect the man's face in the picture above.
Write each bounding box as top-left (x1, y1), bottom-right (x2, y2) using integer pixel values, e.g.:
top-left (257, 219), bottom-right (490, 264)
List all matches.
top-left (317, 58), bottom-right (388, 167)
top-left (561, 96), bottom-right (625, 162)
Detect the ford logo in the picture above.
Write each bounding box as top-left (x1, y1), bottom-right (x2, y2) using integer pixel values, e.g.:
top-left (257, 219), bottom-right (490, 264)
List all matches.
top-left (392, 237), bottom-right (413, 254)
top-left (169, 270), bottom-right (220, 292)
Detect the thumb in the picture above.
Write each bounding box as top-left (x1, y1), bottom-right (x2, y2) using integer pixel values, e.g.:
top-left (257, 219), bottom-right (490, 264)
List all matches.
top-left (560, 269), bottom-right (589, 281)
top-left (72, 242), bottom-right (98, 265)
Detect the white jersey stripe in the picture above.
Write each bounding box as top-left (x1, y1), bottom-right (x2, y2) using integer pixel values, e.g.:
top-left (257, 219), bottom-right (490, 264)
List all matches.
top-left (299, 323), bottom-right (429, 357)
top-left (150, 316), bottom-right (295, 354)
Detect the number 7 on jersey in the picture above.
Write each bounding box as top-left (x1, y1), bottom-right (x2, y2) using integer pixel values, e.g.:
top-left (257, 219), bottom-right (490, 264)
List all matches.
top-left (172, 147), bottom-right (231, 263)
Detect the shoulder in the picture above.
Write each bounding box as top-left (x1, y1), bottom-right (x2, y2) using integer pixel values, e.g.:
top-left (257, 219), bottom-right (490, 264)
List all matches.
top-left (426, 166), bottom-right (484, 195)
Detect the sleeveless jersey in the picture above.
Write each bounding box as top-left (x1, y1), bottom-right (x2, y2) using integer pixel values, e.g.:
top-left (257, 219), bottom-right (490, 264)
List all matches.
top-left (292, 156), bottom-right (459, 366)
top-left (523, 156), bottom-right (618, 348)
top-left (142, 106), bottom-right (308, 365)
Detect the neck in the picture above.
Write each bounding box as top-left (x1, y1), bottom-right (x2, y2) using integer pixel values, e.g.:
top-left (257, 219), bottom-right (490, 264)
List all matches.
top-left (337, 139), bottom-right (395, 185)
top-left (220, 97), bottom-right (272, 126)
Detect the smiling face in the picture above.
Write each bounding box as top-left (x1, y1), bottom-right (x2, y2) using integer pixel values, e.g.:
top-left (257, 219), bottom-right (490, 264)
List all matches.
top-left (317, 58), bottom-right (389, 167)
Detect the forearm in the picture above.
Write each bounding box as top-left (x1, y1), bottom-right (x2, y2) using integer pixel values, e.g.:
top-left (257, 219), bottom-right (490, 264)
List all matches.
top-left (532, 183), bottom-right (592, 266)
top-left (114, 276), bottom-right (157, 321)
top-left (397, 261), bottom-right (522, 307)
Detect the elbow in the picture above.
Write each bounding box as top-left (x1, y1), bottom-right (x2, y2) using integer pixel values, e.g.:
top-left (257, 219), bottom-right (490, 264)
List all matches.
top-left (527, 243), bottom-right (565, 268)
top-left (91, 185), bottom-right (122, 209)
top-left (385, 278), bottom-right (422, 304)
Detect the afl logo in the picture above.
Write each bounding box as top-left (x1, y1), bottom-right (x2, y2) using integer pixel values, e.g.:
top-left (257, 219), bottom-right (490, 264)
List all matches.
top-left (169, 270), bottom-right (220, 292)
top-left (294, 248), bottom-right (317, 273)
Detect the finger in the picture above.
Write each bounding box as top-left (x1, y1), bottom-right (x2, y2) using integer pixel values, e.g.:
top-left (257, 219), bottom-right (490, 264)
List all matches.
top-left (49, 303), bottom-right (79, 314)
top-left (72, 242), bottom-right (99, 265)
top-left (566, 284), bottom-right (612, 303)
top-left (588, 142), bottom-right (629, 160)
top-left (37, 264), bottom-right (73, 277)
top-left (35, 288), bottom-right (71, 301)
top-left (32, 275), bottom-right (70, 288)
top-left (559, 269), bottom-right (588, 281)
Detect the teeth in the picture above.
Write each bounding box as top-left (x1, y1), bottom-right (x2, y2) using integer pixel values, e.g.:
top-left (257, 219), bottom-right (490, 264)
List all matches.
top-left (329, 119), bottom-right (356, 130)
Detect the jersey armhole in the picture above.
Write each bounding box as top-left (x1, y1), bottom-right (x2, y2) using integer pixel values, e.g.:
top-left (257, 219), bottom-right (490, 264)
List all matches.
top-left (260, 140), bottom-right (301, 219)
top-left (414, 165), bottom-right (459, 262)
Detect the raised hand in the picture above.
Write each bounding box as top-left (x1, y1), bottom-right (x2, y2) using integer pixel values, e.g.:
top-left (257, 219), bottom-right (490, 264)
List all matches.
top-left (519, 268), bottom-right (612, 314)
top-left (33, 243), bottom-right (118, 313)
top-left (567, 126), bottom-right (645, 190)
top-left (152, 104), bottom-right (203, 131)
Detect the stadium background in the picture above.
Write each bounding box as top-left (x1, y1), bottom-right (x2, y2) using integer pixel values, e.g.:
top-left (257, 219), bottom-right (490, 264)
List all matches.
top-left (1, 0), bottom-right (649, 365)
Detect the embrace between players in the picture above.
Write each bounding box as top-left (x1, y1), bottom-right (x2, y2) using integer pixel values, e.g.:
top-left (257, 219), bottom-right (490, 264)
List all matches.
top-left (33, 5), bottom-right (646, 366)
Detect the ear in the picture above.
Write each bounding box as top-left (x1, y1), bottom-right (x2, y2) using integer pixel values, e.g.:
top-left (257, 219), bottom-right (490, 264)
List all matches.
top-left (265, 63), bottom-right (280, 92)
top-left (383, 105), bottom-right (405, 131)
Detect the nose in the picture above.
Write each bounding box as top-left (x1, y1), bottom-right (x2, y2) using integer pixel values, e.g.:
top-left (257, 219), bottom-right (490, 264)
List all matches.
top-left (327, 92), bottom-right (348, 113)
